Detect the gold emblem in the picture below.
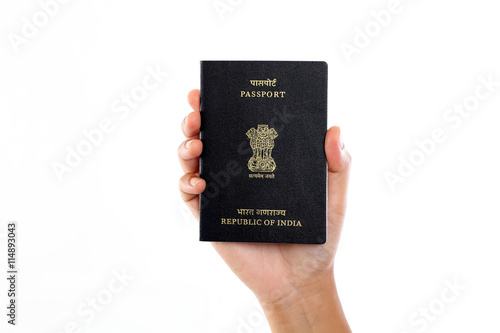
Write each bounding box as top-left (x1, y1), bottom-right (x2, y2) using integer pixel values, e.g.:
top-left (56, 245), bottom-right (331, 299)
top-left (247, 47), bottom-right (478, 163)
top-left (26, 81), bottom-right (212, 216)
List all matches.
top-left (246, 124), bottom-right (278, 173)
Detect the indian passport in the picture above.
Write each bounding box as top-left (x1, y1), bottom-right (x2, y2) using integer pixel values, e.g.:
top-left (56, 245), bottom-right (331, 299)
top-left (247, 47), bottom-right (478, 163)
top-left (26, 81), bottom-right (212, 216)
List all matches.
top-left (199, 61), bottom-right (328, 244)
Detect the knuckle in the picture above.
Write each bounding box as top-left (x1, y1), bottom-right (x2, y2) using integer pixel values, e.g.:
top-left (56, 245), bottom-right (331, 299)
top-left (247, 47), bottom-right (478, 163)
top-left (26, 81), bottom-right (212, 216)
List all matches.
top-left (178, 140), bottom-right (186, 152)
top-left (178, 173), bottom-right (189, 189)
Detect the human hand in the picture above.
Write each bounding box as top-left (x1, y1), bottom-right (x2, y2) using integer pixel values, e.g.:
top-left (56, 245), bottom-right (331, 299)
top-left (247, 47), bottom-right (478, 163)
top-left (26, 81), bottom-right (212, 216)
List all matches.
top-left (179, 89), bottom-right (352, 332)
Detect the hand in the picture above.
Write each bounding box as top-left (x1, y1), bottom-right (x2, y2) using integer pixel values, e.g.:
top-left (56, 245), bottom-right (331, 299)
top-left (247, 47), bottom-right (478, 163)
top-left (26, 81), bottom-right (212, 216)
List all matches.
top-left (179, 89), bottom-right (352, 332)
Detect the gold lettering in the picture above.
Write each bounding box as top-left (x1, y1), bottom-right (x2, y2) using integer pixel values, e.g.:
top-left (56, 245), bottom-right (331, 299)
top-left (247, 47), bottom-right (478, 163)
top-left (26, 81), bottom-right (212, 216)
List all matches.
top-left (249, 78), bottom-right (277, 87)
top-left (240, 90), bottom-right (286, 98)
top-left (275, 220), bottom-right (302, 227)
top-left (221, 211), bottom-right (296, 227)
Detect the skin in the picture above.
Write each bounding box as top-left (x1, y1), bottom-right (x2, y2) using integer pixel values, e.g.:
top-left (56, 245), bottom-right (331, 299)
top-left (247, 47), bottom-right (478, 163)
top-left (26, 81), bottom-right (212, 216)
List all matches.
top-left (179, 89), bottom-right (352, 332)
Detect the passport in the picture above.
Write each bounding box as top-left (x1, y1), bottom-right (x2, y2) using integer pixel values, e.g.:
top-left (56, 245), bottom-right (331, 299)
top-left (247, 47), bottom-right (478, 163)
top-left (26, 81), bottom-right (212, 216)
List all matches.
top-left (199, 61), bottom-right (328, 244)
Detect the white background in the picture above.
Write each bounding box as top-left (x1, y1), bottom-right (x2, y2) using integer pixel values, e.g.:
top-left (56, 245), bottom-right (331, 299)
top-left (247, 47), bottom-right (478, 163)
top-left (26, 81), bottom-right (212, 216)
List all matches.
top-left (1, 0), bottom-right (499, 332)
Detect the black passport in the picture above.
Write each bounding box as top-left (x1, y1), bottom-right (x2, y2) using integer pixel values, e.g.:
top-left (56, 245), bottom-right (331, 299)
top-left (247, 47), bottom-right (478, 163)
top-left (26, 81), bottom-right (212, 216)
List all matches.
top-left (199, 61), bottom-right (327, 244)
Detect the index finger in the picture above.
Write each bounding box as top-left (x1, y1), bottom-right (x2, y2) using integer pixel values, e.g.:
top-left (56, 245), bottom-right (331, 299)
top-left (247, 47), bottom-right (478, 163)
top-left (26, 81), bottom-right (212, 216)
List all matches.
top-left (188, 89), bottom-right (200, 112)
top-left (182, 89), bottom-right (201, 139)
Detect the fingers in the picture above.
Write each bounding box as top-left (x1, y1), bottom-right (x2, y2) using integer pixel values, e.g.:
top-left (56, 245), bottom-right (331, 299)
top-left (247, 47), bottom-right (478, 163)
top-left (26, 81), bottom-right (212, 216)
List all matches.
top-left (178, 139), bottom-right (203, 173)
top-left (325, 126), bottom-right (352, 230)
top-left (179, 89), bottom-right (204, 218)
top-left (179, 172), bottom-right (206, 214)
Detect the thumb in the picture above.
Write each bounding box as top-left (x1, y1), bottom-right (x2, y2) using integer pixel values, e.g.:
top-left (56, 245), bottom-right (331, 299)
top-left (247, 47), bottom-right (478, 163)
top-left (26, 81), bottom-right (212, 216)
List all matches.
top-left (325, 126), bottom-right (352, 245)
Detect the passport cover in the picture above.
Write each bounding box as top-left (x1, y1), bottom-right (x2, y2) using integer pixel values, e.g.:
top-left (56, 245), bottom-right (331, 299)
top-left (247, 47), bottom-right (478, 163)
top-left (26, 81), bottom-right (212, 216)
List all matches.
top-left (199, 61), bottom-right (327, 244)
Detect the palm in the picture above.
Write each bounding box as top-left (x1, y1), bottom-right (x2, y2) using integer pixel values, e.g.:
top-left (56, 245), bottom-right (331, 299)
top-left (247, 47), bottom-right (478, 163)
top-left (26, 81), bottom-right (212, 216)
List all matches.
top-left (213, 239), bottom-right (333, 300)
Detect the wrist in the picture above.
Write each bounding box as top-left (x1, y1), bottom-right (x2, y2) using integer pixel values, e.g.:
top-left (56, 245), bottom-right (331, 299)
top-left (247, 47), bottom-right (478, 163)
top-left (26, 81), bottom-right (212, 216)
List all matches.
top-left (256, 269), bottom-right (350, 333)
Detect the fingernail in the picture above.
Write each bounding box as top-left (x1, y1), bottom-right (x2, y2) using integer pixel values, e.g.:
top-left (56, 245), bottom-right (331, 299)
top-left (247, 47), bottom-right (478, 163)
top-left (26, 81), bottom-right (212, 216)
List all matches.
top-left (190, 177), bottom-right (202, 187)
top-left (185, 140), bottom-right (193, 149)
top-left (183, 114), bottom-right (188, 125)
top-left (338, 130), bottom-right (345, 150)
